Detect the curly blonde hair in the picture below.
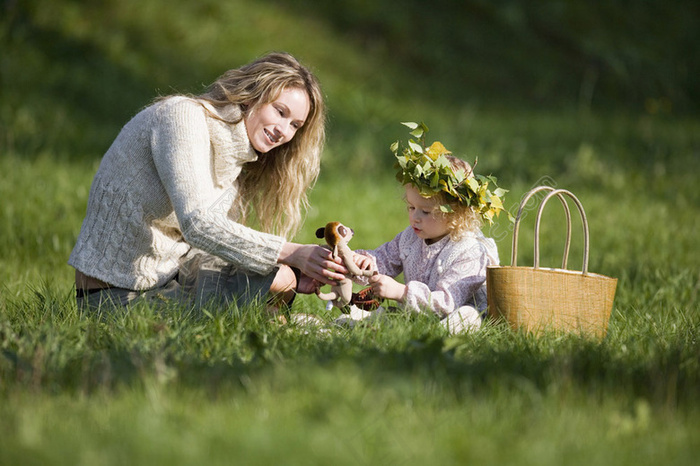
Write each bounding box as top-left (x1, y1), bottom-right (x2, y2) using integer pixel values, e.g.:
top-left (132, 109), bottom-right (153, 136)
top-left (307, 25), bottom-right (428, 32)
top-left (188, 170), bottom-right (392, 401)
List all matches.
top-left (420, 155), bottom-right (482, 240)
top-left (197, 52), bottom-right (325, 239)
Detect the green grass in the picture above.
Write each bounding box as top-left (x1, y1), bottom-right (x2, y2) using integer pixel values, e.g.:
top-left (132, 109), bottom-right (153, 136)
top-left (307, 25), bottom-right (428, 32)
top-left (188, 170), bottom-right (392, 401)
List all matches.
top-left (1, 0), bottom-right (699, 464)
top-left (1, 288), bottom-right (698, 465)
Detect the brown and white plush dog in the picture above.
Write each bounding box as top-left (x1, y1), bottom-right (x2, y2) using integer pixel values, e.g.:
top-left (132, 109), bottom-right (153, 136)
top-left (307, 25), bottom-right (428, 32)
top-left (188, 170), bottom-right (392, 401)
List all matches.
top-left (315, 222), bottom-right (376, 310)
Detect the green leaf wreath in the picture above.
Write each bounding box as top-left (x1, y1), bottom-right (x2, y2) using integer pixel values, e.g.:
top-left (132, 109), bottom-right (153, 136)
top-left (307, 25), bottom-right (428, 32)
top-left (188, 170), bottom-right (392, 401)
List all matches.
top-left (392, 121), bottom-right (511, 224)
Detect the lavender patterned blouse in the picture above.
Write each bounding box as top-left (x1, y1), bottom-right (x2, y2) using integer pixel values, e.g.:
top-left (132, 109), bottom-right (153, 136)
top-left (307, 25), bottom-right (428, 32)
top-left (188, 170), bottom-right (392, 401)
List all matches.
top-left (357, 226), bottom-right (499, 318)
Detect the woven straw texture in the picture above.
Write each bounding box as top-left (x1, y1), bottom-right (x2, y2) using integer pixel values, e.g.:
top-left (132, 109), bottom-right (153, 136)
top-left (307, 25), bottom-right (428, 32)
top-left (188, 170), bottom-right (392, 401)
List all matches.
top-left (487, 187), bottom-right (617, 338)
top-left (487, 267), bottom-right (617, 337)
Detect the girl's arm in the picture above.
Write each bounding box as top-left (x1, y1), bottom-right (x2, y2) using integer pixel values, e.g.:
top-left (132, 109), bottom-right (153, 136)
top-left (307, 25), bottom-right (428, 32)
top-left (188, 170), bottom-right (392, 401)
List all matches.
top-left (356, 229), bottom-right (405, 278)
top-left (368, 273), bottom-right (406, 302)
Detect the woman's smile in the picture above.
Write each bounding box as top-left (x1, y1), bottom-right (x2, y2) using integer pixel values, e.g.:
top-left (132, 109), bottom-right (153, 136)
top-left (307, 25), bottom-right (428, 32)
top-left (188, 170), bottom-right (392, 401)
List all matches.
top-left (245, 87), bottom-right (310, 153)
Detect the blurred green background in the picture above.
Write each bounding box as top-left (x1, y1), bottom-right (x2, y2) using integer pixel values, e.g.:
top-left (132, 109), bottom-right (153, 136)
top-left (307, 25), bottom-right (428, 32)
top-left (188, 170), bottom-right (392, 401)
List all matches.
top-left (3, 0), bottom-right (697, 165)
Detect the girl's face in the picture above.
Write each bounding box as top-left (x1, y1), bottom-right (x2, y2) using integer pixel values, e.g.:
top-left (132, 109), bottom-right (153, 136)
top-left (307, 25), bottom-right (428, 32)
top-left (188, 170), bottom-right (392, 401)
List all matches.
top-left (245, 87), bottom-right (310, 153)
top-left (405, 185), bottom-right (450, 244)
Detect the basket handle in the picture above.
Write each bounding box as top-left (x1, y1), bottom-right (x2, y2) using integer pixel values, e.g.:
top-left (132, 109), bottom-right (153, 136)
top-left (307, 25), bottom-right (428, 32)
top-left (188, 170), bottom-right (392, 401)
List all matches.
top-left (534, 189), bottom-right (590, 275)
top-left (511, 186), bottom-right (572, 269)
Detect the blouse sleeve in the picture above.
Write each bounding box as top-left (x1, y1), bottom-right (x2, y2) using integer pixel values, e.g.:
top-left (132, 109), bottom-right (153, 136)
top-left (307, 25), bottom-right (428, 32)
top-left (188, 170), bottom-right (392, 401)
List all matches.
top-left (150, 99), bottom-right (284, 275)
top-left (357, 230), bottom-right (405, 278)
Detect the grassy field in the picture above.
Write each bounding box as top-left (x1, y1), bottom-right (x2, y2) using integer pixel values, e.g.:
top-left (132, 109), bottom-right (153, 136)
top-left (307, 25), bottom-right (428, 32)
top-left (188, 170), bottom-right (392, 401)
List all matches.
top-left (1, 1), bottom-right (699, 464)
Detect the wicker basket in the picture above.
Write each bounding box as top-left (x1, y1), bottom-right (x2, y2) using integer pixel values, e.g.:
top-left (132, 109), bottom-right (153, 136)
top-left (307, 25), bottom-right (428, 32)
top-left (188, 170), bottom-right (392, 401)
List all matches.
top-left (487, 187), bottom-right (617, 338)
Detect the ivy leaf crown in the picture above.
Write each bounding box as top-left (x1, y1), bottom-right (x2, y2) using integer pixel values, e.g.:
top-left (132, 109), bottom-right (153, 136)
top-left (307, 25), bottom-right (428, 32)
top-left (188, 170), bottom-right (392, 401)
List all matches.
top-left (392, 121), bottom-right (509, 225)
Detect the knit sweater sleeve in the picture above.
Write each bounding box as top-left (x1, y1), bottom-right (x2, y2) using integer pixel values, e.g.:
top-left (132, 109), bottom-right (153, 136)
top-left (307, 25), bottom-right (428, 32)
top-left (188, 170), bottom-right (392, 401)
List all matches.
top-left (150, 99), bottom-right (284, 275)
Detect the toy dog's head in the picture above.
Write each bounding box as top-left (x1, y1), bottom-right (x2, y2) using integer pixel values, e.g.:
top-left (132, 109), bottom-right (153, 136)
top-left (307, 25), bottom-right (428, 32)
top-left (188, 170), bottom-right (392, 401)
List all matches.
top-left (316, 221), bottom-right (354, 250)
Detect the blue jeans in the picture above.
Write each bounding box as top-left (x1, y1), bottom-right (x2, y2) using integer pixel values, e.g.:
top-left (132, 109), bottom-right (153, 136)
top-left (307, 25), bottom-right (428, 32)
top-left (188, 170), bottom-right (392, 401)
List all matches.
top-left (77, 251), bottom-right (276, 312)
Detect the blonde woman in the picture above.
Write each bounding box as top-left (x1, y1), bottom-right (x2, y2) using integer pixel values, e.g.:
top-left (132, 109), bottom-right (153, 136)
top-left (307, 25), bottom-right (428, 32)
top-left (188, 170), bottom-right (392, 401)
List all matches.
top-left (69, 52), bottom-right (346, 312)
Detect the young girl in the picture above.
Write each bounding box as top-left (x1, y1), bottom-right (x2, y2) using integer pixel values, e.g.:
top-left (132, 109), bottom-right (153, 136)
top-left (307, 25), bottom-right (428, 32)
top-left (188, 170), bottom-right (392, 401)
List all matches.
top-left (353, 124), bottom-right (505, 333)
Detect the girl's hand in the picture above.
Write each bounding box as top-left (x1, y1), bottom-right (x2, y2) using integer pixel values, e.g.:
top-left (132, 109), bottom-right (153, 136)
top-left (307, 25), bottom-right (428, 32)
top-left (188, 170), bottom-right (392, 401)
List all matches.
top-left (369, 273), bottom-right (407, 302)
top-left (278, 242), bottom-right (347, 286)
top-left (353, 253), bottom-right (374, 272)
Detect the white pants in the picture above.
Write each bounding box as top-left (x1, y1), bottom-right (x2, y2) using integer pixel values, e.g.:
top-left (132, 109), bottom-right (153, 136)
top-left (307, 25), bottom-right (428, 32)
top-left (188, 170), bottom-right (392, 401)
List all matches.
top-left (441, 305), bottom-right (483, 334)
top-left (334, 304), bottom-right (483, 334)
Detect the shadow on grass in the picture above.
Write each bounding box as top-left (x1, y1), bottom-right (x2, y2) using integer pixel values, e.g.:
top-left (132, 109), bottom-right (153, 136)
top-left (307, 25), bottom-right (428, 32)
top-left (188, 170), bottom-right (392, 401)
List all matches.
top-left (1, 291), bottom-right (697, 410)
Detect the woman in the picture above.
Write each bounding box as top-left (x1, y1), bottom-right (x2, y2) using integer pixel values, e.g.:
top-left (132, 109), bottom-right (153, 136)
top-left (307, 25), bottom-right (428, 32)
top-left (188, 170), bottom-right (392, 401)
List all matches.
top-left (69, 52), bottom-right (346, 312)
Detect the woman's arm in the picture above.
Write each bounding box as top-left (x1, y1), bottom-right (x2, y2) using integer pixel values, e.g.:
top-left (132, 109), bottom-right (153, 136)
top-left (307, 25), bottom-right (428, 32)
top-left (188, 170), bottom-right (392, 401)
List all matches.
top-left (151, 98), bottom-right (347, 286)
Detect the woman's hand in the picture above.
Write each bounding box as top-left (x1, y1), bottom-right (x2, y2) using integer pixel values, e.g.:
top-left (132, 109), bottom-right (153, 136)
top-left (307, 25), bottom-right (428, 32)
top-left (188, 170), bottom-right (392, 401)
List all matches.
top-left (278, 242), bottom-right (347, 286)
top-left (369, 273), bottom-right (407, 302)
top-left (295, 273), bottom-right (322, 295)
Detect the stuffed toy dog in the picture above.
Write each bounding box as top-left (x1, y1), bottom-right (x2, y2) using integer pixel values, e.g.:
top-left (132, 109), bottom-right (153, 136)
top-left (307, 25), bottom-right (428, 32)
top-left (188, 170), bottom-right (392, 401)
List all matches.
top-left (315, 221), bottom-right (376, 310)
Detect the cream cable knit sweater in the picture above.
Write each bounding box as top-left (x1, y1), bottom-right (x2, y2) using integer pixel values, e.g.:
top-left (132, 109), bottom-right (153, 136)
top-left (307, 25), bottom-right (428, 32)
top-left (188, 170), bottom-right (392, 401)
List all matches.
top-left (69, 96), bottom-right (285, 290)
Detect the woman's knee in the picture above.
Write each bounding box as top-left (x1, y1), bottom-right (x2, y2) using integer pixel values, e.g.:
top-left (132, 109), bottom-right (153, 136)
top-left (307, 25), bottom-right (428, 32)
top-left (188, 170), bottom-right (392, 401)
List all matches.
top-left (270, 265), bottom-right (297, 294)
top-left (265, 265), bottom-right (300, 314)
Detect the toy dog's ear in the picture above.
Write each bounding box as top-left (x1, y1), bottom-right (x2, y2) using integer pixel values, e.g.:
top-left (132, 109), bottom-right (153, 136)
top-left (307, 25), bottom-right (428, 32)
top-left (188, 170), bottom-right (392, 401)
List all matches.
top-left (315, 227), bottom-right (326, 239)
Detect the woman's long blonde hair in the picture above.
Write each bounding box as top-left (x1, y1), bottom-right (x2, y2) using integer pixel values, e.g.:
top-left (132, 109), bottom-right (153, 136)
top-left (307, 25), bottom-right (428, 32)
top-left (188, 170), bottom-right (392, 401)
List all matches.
top-left (198, 52), bottom-right (325, 239)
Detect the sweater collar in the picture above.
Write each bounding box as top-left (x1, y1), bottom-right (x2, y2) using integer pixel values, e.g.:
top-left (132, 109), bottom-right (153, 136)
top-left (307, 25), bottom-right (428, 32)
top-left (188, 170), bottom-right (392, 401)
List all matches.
top-left (200, 101), bottom-right (258, 187)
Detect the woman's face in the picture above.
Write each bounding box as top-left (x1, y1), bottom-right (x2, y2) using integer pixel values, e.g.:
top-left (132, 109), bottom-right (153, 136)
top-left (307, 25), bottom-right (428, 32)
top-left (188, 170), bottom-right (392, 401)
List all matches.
top-left (245, 87), bottom-right (310, 153)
